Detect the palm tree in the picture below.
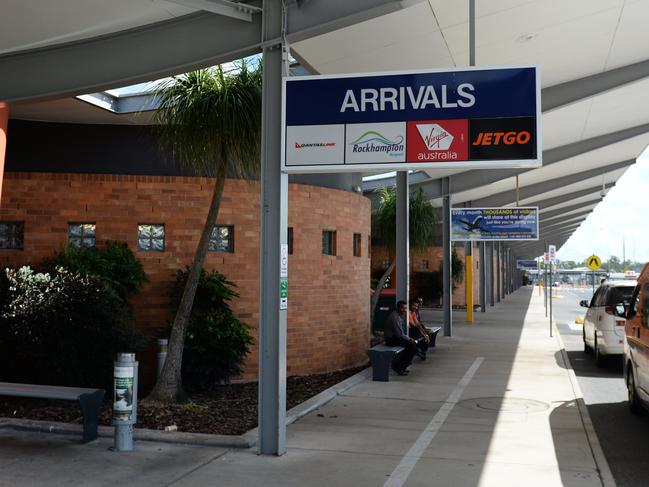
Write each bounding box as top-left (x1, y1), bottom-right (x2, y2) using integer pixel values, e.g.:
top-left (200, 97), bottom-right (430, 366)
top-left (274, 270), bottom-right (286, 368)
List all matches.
top-left (370, 187), bottom-right (437, 333)
top-left (146, 62), bottom-right (262, 403)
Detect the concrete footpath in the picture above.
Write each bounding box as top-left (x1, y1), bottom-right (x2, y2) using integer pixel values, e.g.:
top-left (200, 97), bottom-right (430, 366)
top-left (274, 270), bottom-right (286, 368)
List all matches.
top-left (0, 287), bottom-right (613, 487)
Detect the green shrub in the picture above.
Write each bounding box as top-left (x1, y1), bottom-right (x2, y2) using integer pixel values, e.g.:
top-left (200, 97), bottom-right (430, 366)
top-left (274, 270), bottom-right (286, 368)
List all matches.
top-left (171, 267), bottom-right (254, 388)
top-left (0, 266), bottom-right (145, 388)
top-left (54, 241), bottom-right (147, 300)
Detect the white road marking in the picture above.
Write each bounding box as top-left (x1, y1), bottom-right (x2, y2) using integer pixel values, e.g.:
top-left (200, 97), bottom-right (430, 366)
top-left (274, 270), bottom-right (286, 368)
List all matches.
top-left (383, 357), bottom-right (484, 487)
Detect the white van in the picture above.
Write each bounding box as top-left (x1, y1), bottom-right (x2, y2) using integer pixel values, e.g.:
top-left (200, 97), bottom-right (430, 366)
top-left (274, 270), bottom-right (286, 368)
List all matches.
top-left (580, 280), bottom-right (637, 366)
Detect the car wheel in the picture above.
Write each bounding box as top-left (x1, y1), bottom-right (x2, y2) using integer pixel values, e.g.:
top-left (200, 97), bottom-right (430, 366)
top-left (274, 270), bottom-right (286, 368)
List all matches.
top-left (594, 338), bottom-right (605, 367)
top-left (628, 368), bottom-right (643, 415)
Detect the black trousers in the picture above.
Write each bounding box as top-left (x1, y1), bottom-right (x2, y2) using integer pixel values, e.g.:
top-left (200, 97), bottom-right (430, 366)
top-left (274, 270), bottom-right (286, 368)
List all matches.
top-left (410, 327), bottom-right (429, 354)
top-left (385, 336), bottom-right (417, 371)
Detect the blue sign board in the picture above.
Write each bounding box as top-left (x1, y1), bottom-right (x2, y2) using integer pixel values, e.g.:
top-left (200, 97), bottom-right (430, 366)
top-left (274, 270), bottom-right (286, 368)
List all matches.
top-left (282, 66), bottom-right (540, 173)
top-left (451, 207), bottom-right (539, 241)
top-left (517, 260), bottom-right (539, 270)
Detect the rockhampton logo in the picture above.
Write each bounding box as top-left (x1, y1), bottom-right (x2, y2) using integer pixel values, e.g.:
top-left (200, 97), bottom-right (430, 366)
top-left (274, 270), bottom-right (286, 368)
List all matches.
top-left (348, 130), bottom-right (404, 155)
top-left (416, 123), bottom-right (453, 150)
top-left (294, 141), bottom-right (336, 149)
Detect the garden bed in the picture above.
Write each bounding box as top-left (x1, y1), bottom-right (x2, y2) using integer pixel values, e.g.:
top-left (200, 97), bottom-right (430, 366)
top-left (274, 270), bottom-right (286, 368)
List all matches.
top-left (0, 366), bottom-right (366, 436)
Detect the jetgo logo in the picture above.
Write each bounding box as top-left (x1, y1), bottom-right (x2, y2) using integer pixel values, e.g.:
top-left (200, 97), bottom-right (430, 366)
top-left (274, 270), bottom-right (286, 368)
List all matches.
top-left (469, 117), bottom-right (536, 160)
top-left (406, 119), bottom-right (468, 163)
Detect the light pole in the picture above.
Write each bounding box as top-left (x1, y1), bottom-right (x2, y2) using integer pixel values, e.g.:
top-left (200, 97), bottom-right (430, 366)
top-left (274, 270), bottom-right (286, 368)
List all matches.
top-left (601, 227), bottom-right (628, 272)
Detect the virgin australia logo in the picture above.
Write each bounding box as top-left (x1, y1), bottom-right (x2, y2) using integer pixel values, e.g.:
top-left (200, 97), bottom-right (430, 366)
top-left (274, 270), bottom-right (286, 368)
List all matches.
top-left (349, 131), bottom-right (404, 155)
top-left (416, 123), bottom-right (453, 150)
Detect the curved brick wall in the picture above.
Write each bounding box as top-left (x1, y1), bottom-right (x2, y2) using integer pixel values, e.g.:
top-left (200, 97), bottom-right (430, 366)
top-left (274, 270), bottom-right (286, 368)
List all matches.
top-left (0, 172), bottom-right (371, 381)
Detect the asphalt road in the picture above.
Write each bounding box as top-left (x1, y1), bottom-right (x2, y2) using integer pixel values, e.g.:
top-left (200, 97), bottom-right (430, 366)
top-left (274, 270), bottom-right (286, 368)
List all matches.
top-left (551, 285), bottom-right (649, 487)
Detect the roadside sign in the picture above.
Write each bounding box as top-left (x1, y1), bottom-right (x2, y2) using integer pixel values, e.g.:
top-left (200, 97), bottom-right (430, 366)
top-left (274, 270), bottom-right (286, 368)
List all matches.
top-left (548, 244), bottom-right (556, 262)
top-left (450, 207), bottom-right (538, 241)
top-left (283, 66), bottom-right (541, 173)
top-left (517, 260), bottom-right (537, 270)
top-left (586, 254), bottom-right (602, 271)
top-left (279, 277), bottom-right (288, 310)
top-left (544, 252), bottom-right (550, 264)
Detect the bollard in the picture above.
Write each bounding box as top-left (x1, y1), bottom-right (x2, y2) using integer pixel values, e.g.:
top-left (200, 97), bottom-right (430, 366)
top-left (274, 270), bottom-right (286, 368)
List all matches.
top-left (156, 339), bottom-right (168, 379)
top-left (112, 353), bottom-right (138, 452)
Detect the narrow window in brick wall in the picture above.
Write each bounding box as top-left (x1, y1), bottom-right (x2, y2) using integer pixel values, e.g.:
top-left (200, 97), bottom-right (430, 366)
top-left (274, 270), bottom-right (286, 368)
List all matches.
top-left (0, 221), bottom-right (24, 250)
top-left (137, 224), bottom-right (165, 252)
top-left (420, 259), bottom-right (429, 270)
top-left (68, 223), bottom-right (96, 248)
top-left (353, 233), bottom-right (362, 257)
top-left (322, 230), bottom-right (336, 256)
top-left (288, 227), bottom-right (294, 255)
top-left (208, 225), bottom-right (234, 252)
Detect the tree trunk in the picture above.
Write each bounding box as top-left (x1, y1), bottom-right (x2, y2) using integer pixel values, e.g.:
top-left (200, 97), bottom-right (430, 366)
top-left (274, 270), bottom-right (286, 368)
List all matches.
top-left (369, 261), bottom-right (396, 337)
top-left (145, 168), bottom-right (227, 403)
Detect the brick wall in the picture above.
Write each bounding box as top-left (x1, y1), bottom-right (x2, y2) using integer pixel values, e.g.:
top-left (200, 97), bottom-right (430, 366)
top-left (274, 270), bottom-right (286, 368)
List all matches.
top-left (0, 172), bottom-right (371, 382)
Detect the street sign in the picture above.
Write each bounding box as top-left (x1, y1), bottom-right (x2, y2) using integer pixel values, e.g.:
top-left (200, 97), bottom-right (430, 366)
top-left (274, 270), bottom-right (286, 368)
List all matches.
top-left (586, 254), bottom-right (602, 271)
top-left (450, 207), bottom-right (539, 241)
top-left (544, 252), bottom-right (550, 264)
top-left (517, 259), bottom-right (538, 270)
top-left (548, 244), bottom-right (556, 262)
top-left (283, 66), bottom-right (541, 173)
top-left (279, 277), bottom-right (288, 310)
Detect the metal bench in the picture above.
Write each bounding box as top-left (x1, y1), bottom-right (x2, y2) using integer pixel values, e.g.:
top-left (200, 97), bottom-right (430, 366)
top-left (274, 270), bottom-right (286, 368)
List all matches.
top-left (367, 344), bottom-right (404, 382)
top-left (0, 382), bottom-right (105, 443)
top-left (425, 326), bottom-right (442, 347)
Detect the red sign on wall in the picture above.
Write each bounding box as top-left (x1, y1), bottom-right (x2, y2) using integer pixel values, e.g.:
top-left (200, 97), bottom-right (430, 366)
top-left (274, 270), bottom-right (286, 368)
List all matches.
top-left (406, 119), bottom-right (468, 163)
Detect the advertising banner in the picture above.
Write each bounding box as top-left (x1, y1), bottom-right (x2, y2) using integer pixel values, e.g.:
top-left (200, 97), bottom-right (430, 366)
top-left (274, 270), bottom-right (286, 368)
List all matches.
top-left (451, 207), bottom-right (539, 241)
top-left (113, 366), bottom-right (134, 422)
top-left (283, 66), bottom-right (540, 173)
top-left (517, 260), bottom-right (538, 270)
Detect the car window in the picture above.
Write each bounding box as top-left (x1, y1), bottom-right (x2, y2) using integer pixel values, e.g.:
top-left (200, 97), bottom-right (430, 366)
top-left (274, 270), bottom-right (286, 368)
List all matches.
top-left (643, 284), bottom-right (649, 328)
top-left (628, 285), bottom-right (640, 316)
top-left (606, 286), bottom-right (635, 308)
top-left (590, 288), bottom-right (604, 308)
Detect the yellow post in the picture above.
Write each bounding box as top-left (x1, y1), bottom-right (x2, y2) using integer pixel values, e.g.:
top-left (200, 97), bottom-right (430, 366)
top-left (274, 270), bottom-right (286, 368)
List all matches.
top-left (466, 254), bottom-right (473, 323)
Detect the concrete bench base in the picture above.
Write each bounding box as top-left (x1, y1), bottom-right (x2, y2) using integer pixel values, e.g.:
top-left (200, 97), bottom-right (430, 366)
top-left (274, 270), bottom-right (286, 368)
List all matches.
top-left (367, 345), bottom-right (404, 382)
top-left (0, 382), bottom-right (105, 443)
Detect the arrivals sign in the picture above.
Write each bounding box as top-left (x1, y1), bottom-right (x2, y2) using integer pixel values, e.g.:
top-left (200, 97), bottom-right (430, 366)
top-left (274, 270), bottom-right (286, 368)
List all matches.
top-left (450, 207), bottom-right (539, 241)
top-left (282, 66), bottom-right (541, 173)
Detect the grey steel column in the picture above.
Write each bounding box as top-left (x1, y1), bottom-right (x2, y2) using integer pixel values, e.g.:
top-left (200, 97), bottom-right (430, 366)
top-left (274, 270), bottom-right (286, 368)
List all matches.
top-left (489, 243), bottom-right (495, 306)
top-left (496, 242), bottom-right (501, 302)
top-left (258, 0), bottom-right (287, 456)
top-left (479, 242), bottom-right (486, 312)
top-left (442, 177), bottom-right (452, 336)
top-left (504, 248), bottom-right (509, 295)
top-left (396, 171), bottom-right (409, 332)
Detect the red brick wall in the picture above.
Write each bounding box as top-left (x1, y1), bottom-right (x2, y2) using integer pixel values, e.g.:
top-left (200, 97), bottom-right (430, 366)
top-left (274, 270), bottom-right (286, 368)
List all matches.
top-left (0, 172), bottom-right (371, 381)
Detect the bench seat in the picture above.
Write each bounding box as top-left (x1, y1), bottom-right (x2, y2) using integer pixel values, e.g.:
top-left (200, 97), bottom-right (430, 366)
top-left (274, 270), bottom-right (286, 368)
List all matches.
top-left (0, 382), bottom-right (105, 443)
top-left (367, 345), bottom-right (404, 382)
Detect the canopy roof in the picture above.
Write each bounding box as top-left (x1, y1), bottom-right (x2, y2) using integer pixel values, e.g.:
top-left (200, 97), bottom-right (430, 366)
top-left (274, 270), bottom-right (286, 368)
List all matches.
top-left (2, 0), bottom-right (647, 258)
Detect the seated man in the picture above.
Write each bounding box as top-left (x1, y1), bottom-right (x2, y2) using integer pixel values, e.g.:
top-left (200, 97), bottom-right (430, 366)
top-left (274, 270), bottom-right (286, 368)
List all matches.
top-left (384, 300), bottom-right (418, 375)
top-left (409, 301), bottom-right (430, 360)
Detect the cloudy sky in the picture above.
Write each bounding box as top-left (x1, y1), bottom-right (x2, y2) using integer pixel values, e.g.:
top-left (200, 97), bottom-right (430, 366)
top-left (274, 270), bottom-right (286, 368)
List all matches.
top-left (557, 149), bottom-right (649, 264)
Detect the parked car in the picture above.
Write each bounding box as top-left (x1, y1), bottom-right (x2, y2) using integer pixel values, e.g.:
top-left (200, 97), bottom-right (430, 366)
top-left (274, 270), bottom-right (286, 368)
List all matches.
top-left (580, 280), bottom-right (636, 366)
top-left (624, 264), bottom-right (649, 413)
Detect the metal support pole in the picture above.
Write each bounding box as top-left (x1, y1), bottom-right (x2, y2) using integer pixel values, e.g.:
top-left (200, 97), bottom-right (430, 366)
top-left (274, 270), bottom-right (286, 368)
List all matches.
top-left (258, 0), bottom-right (287, 456)
top-left (442, 177), bottom-right (452, 336)
top-left (479, 242), bottom-right (486, 312)
top-left (113, 353), bottom-right (138, 452)
top-left (469, 0), bottom-right (475, 66)
top-left (549, 262), bottom-right (553, 336)
top-left (396, 171), bottom-right (409, 334)
top-left (496, 242), bottom-right (501, 302)
top-left (466, 242), bottom-right (474, 323)
top-left (489, 243), bottom-right (495, 306)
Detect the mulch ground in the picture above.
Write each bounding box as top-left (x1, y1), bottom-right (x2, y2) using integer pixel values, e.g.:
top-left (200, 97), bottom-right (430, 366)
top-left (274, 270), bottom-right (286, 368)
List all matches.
top-left (0, 366), bottom-right (366, 436)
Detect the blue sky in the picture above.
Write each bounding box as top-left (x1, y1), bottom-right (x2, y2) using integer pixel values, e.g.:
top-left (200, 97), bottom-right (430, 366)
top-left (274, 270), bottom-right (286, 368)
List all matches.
top-left (557, 149), bottom-right (649, 264)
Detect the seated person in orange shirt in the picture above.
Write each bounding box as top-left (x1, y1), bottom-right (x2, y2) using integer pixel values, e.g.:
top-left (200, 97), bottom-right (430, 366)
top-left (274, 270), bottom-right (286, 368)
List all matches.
top-left (409, 301), bottom-right (430, 360)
